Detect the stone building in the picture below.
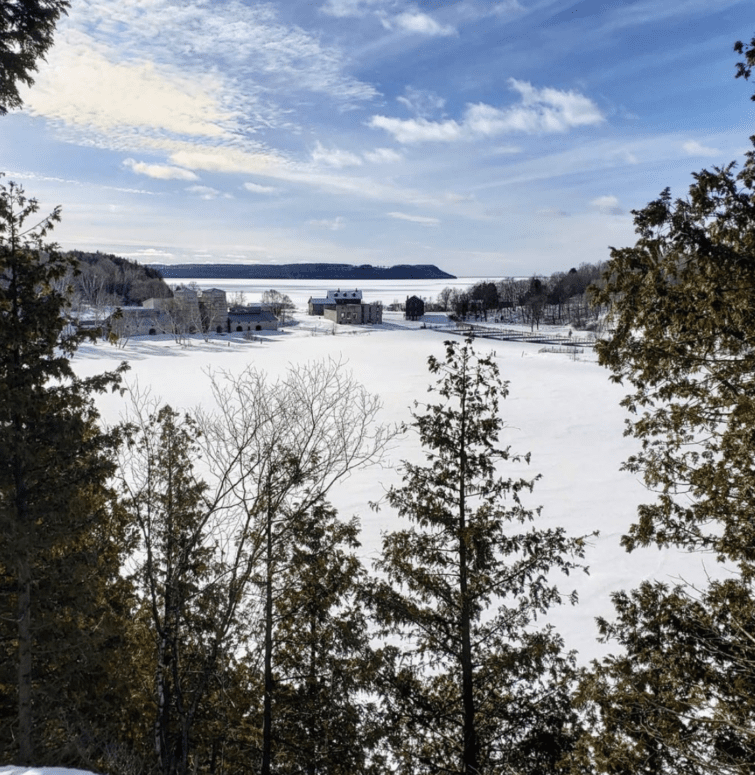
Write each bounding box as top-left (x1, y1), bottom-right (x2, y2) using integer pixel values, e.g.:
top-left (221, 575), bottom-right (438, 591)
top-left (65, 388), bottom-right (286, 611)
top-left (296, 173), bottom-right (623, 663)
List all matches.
top-left (307, 288), bottom-right (382, 324)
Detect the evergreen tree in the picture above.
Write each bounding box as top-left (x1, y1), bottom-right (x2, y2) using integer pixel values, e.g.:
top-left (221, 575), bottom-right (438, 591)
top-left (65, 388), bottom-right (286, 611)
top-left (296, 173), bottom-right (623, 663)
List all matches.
top-left (574, 580), bottom-right (755, 775)
top-left (580, 38), bottom-right (755, 773)
top-left (0, 0), bottom-right (70, 114)
top-left (0, 177), bottom-right (133, 766)
top-left (271, 499), bottom-right (384, 775)
top-left (120, 403), bottom-right (255, 775)
top-left (371, 339), bottom-right (590, 774)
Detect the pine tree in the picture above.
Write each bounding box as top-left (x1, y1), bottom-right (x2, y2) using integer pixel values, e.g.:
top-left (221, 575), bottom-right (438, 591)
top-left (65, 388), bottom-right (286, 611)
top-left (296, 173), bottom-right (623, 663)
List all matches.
top-left (271, 499), bottom-right (384, 775)
top-left (0, 1), bottom-right (70, 114)
top-left (120, 403), bottom-right (252, 775)
top-left (574, 580), bottom-right (755, 775)
top-left (579, 38), bottom-right (755, 773)
top-left (0, 177), bottom-right (133, 765)
top-left (371, 339), bottom-right (590, 774)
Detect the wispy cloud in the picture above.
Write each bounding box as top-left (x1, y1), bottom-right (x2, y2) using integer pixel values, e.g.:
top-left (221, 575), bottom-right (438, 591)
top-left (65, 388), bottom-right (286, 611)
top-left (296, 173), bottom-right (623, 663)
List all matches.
top-left (390, 11), bottom-right (456, 36)
top-left (683, 139), bottom-right (720, 156)
top-left (320, 0), bottom-right (386, 18)
top-left (397, 86), bottom-right (446, 118)
top-left (186, 185), bottom-right (232, 200)
top-left (23, 0), bottom-right (378, 160)
top-left (243, 182), bottom-right (277, 194)
top-left (312, 142), bottom-right (364, 168)
top-left (590, 195), bottom-right (622, 215)
top-left (364, 147), bottom-right (403, 163)
top-left (387, 211), bottom-right (440, 226)
top-left (370, 79), bottom-right (604, 143)
top-left (308, 215), bottom-right (346, 230)
top-left (123, 158), bottom-right (199, 181)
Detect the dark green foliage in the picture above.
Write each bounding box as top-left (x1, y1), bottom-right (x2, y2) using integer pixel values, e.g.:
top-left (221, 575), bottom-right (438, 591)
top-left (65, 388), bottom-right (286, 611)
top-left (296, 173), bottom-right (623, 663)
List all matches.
top-left (576, 580), bottom-right (755, 774)
top-left (0, 177), bottom-right (134, 767)
top-left (590, 145), bottom-right (755, 574)
top-left (0, 0), bottom-right (69, 114)
top-left (583, 44), bottom-right (755, 772)
top-left (372, 339), bottom-right (589, 774)
top-left (271, 499), bottom-right (384, 774)
top-left (734, 36), bottom-right (755, 97)
top-left (121, 404), bottom-right (253, 775)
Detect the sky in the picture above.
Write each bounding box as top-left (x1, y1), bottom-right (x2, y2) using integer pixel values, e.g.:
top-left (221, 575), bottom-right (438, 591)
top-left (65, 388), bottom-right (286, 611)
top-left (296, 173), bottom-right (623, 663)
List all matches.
top-left (1, 0), bottom-right (753, 277)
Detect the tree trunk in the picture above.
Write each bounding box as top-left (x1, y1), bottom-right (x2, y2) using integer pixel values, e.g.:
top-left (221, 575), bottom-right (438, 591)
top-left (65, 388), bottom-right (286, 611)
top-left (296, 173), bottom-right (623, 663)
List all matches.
top-left (458, 377), bottom-right (478, 775)
top-left (17, 554), bottom-right (33, 765)
top-left (261, 502), bottom-right (274, 775)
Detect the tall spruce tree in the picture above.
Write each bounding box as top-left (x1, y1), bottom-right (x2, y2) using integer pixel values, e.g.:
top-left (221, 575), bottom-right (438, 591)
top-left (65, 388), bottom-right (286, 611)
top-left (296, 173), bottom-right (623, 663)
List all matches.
top-left (271, 498), bottom-right (384, 775)
top-left (0, 177), bottom-right (132, 766)
top-left (120, 403), bottom-right (258, 775)
top-left (371, 339), bottom-right (589, 775)
top-left (577, 37), bottom-right (755, 773)
top-left (0, 0), bottom-right (70, 114)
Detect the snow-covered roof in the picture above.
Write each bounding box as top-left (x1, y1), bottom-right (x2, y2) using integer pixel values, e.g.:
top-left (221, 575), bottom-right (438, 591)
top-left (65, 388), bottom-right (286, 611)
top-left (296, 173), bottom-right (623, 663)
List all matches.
top-left (326, 289), bottom-right (362, 301)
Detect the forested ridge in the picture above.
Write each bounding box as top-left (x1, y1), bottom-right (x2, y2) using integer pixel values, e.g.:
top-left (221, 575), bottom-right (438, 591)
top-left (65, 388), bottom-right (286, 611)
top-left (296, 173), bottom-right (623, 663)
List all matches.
top-left (3, 6), bottom-right (755, 773)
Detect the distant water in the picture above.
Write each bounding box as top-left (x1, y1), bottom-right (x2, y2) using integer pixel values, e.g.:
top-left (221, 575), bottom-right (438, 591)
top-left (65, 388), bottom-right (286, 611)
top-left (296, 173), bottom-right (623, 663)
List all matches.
top-left (168, 277), bottom-right (482, 310)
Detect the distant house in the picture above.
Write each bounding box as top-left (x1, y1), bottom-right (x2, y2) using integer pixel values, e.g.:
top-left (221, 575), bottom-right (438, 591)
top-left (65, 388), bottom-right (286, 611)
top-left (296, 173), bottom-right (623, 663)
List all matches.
top-left (227, 306), bottom-right (279, 332)
top-left (107, 307), bottom-right (173, 337)
top-left (308, 296), bottom-right (330, 316)
top-left (308, 288), bottom-right (382, 325)
top-left (405, 295), bottom-right (425, 320)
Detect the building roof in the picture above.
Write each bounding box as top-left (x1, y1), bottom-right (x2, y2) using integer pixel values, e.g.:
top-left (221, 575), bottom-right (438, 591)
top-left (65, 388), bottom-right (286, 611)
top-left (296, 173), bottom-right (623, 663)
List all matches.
top-left (228, 309), bottom-right (278, 323)
top-left (326, 289), bottom-right (362, 301)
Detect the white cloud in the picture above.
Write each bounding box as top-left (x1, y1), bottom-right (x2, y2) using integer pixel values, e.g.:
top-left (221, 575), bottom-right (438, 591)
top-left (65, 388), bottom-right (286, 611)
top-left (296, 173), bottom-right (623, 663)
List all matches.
top-left (683, 139), bottom-right (720, 156)
top-left (320, 0), bottom-right (386, 18)
top-left (186, 185), bottom-right (232, 200)
top-left (369, 79), bottom-right (604, 143)
top-left (397, 86), bottom-right (446, 118)
top-left (590, 195), bottom-right (622, 215)
top-left (369, 115), bottom-right (463, 143)
top-left (392, 11), bottom-right (456, 36)
top-left (168, 145), bottom-right (283, 175)
top-left (123, 158), bottom-right (199, 180)
top-left (312, 142), bottom-right (364, 168)
top-left (363, 147), bottom-right (403, 163)
top-left (243, 182), bottom-right (277, 194)
top-left (308, 216), bottom-right (346, 230)
top-left (25, 30), bottom-right (235, 138)
top-left (23, 0), bottom-right (378, 161)
top-left (387, 211), bottom-right (440, 226)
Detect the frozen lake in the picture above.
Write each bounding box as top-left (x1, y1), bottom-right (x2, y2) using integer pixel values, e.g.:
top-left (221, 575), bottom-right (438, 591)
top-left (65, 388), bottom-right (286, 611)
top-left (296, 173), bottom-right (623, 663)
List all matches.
top-left (167, 276), bottom-right (484, 309)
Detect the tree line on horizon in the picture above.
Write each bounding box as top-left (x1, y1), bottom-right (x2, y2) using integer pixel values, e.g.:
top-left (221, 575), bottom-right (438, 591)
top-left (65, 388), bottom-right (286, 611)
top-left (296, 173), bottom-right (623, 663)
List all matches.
top-left (425, 265), bottom-right (605, 331)
top-left (2, 5), bottom-right (755, 773)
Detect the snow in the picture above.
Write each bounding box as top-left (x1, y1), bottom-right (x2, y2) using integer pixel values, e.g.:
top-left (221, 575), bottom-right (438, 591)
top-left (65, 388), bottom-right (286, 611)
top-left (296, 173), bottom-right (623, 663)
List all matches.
top-left (67, 301), bottom-right (720, 667)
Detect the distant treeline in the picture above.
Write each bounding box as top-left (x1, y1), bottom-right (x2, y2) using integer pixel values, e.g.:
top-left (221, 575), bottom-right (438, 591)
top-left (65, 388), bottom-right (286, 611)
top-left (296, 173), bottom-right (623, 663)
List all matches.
top-left (428, 262), bottom-right (606, 329)
top-left (152, 262), bottom-right (456, 280)
top-left (65, 250), bottom-right (172, 308)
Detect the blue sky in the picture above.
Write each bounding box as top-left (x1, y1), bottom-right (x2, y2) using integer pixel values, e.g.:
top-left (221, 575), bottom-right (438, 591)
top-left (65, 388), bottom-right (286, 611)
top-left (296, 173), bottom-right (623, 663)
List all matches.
top-left (2, 0), bottom-right (753, 276)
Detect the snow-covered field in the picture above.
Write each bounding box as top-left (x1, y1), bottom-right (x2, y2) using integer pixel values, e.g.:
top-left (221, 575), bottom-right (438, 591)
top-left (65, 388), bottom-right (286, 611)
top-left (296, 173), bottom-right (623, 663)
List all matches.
top-left (69, 299), bottom-right (718, 665)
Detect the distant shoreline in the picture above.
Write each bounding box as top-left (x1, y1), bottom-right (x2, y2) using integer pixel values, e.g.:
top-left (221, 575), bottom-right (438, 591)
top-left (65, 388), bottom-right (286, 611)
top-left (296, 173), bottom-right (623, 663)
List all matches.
top-left (150, 263), bottom-right (456, 281)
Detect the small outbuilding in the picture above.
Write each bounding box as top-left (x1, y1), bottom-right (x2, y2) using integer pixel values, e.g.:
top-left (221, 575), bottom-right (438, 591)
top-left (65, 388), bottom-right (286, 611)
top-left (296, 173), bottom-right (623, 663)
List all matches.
top-left (405, 295), bottom-right (425, 321)
top-left (227, 307), bottom-right (279, 332)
